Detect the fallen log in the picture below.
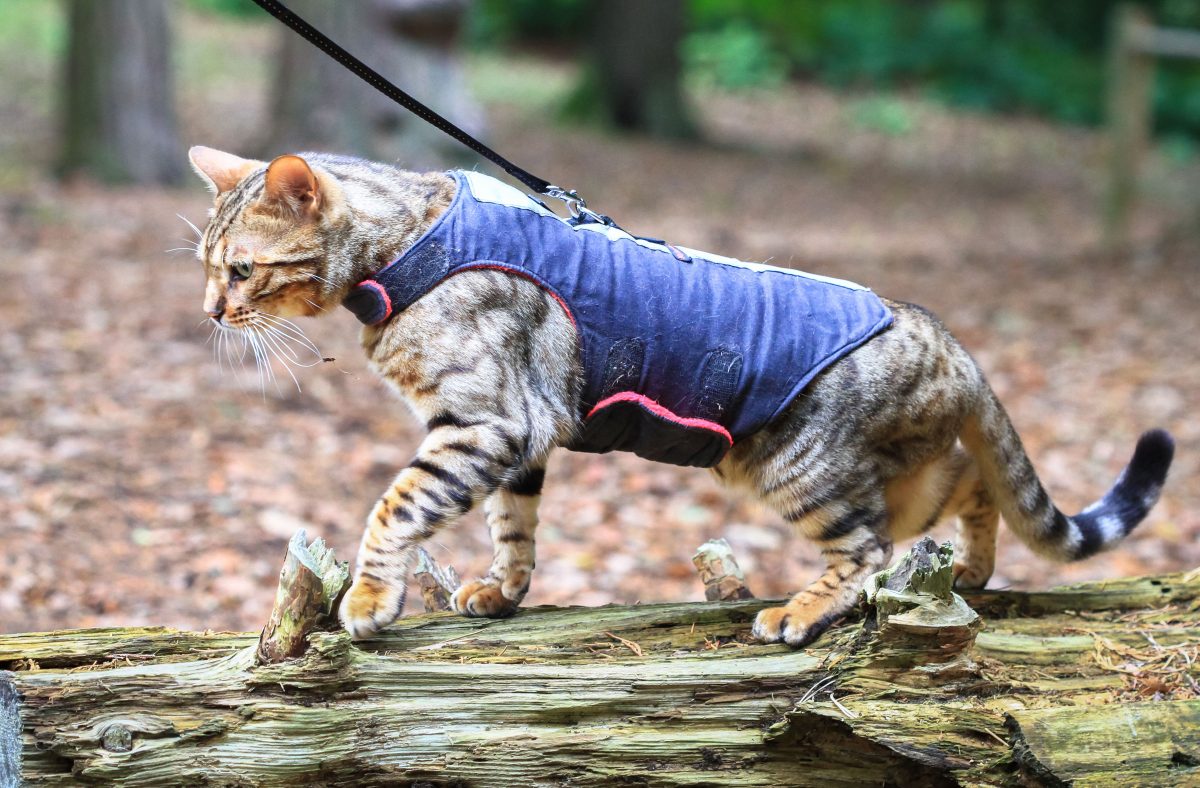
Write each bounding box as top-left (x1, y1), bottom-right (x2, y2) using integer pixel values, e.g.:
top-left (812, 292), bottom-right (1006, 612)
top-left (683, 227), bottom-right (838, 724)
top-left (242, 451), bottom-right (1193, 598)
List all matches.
top-left (1, 536), bottom-right (1197, 786)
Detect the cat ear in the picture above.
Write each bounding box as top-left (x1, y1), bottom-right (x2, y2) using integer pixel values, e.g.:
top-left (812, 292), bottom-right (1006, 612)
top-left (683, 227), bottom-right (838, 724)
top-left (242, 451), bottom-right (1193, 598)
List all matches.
top-left (263, 154), bottom-right (321, 218)
top-left (188, 146), bottom-right (262, 195)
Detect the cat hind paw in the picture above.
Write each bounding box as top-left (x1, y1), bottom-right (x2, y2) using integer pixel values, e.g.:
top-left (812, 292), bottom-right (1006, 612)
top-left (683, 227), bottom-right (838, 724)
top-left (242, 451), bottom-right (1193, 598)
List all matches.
top-left (451, 579), bottom-right (521, 618)
top-left (951, 560), bottom-right (992, 590)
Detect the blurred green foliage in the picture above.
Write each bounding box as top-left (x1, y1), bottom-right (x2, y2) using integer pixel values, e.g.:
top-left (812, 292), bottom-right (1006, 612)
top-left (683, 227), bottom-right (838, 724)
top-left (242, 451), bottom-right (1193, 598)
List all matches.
top-left (470, 0), bottom-right (1200, 139)
top-left (466, 0), bottom-right (590, 45)
top-left (682, 22), bottom-right (788, 91)
top-left (851, 96), bottom-right (916, 136)
top-left (187, 0), bottom-right (263, 18)
top-left (0, 0), bottom-right (65, 54)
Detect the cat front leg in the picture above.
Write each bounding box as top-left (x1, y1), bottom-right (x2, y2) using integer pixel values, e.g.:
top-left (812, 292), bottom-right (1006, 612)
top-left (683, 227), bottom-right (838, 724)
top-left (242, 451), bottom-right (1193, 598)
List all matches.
top-left (339, 422), bottom-right (524, 639)
top-left (452, 464), bottom-right (544, 618)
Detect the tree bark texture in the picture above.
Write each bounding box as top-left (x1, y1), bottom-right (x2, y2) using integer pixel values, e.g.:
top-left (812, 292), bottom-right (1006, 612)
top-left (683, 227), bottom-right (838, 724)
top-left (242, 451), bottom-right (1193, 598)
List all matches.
top-left (1104, 4), bottom-right (1157, 250)
top-left (59, 0), bottom-right (183, 185)
top-left (262, 0), bottom-right (484, 169)
top-left (567, 0), bottom-right (697, 139)
top-left (1, 538), bottom-right (1198, 786)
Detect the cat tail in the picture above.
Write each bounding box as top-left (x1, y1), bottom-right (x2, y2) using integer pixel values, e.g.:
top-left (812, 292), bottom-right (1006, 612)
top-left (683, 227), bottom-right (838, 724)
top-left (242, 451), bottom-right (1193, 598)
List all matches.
top-left (960, 386), bottom-right (1174, 561)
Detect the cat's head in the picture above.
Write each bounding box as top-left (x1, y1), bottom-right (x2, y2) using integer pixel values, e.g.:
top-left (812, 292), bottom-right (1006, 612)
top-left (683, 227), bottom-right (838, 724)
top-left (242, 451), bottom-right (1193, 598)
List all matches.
top-left (187, 146), bottom-right (345, 328)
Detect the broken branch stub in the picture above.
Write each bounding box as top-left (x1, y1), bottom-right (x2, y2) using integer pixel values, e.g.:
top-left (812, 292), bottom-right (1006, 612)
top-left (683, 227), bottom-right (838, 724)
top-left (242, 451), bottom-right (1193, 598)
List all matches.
top-left (692, 538), bottom-right (755, 601)
top-left (861, 537), bottom-right (980, 656)
top-left (414, 547), bottom-right (461, 613)
top-left (255, 530), bottom-right (351, 665)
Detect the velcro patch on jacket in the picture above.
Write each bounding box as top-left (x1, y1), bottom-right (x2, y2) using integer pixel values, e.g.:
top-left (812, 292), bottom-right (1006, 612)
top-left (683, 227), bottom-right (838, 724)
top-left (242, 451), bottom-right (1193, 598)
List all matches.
top-left (345, 241), bottom-right (453, 325)
top-left (575, 392), bottom-right (733, 468)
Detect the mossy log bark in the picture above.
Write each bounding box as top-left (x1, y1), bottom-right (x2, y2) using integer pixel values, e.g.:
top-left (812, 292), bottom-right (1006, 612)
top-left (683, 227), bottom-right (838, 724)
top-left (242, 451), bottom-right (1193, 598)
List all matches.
top-left (1, 537), bottom-right (1198, 787)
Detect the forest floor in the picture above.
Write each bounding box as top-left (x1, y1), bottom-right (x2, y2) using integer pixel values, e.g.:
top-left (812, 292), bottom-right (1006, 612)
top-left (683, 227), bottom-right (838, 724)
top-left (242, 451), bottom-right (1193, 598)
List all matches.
top-left (0, 11), bottom-right (1198, 633)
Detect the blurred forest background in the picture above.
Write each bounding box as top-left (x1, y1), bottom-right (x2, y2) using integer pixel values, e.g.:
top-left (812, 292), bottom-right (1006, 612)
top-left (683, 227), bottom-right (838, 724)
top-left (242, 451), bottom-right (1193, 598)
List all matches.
top-left (0, 0), bottom-right (1197, 633)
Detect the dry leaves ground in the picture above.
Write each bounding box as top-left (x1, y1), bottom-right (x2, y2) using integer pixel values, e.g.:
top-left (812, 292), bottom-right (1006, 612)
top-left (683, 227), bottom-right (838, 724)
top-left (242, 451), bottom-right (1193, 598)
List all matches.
top-left (0, 18), bottom-right (1198, 633)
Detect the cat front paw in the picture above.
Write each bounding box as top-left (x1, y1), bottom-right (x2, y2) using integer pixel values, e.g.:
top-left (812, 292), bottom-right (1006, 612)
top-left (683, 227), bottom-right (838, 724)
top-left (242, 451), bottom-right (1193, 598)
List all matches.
top-left (451, 578), bottom-right (521, 618)
top-left (339, 576), bottom-right (406, 639)
top-left (751, 605), bottom-right (835, 648)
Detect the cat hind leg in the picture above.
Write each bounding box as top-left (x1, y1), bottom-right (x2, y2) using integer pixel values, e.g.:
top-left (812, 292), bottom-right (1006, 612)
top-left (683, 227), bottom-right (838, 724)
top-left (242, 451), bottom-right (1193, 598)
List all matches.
top-left (452, 465), bottom-right (543, 618)
top-left (951, 475), bottom-right (1000, 589)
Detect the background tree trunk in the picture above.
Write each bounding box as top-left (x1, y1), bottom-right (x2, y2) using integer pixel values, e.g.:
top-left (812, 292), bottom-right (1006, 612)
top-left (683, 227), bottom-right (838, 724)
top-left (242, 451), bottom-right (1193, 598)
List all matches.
top-left (58, 0), bottom-right (183, 185)
top-left (568, 0), bottom-right (697, 139)
top-left (262, 0), bottom-right (485, 169)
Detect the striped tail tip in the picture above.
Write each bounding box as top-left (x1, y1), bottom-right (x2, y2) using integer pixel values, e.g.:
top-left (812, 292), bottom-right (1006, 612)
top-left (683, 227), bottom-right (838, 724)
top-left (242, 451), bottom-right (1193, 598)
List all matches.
top-left (1071, 428), bottom-right (1175, 559)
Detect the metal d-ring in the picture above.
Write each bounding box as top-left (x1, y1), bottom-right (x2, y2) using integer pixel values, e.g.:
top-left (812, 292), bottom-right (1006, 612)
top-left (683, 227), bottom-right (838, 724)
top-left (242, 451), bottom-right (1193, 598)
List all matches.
top-left (545, 185), bottom-right (613, 227)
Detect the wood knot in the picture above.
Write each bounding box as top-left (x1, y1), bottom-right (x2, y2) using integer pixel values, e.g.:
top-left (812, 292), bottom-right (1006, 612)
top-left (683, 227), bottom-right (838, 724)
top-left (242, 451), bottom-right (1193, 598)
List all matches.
top-left (100, 724), bottom-right (132, 753)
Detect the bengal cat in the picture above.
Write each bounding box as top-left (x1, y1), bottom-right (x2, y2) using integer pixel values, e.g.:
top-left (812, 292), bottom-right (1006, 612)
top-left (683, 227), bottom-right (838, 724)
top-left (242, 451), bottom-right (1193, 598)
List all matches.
top-left (186, 146), bottom-right (1175, 647)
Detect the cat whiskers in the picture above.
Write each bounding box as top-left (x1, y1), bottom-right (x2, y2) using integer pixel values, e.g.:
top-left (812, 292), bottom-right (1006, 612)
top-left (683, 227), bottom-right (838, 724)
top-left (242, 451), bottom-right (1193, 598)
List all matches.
top-left (202, 307), bottom-right (322, 396)
top-left (246, 326), bottom-right (280, 400)
top-left (173, 214), bottom-right (205, 261)
top-left (240, 311), bottom-right (324, 395)
top-left (166, 235), bottom-right (201, 256)
top-left (204, 320), bottom-right (251, 388)
top-left (253, 314), bottom-right (322, 360)
top-left (177, 213), bottom-right (203, 241)
top-left (205, 323), bottom-right (220, 371)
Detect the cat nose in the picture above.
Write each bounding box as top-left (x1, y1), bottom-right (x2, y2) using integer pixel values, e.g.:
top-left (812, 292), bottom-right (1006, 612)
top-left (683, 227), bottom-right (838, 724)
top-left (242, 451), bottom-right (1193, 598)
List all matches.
top-left (205, 296), bottom-right (227, 321)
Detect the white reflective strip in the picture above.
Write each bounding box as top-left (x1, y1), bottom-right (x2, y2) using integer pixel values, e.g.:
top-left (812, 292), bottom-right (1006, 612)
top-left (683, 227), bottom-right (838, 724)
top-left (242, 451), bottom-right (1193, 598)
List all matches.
top-left (674, 246), bottom-right (868, 290)
top-left (672, 245), bottom-right (743, 266)
top-left (463, 170), bottom-right (871, 291)
top-left (462, 170), bottom-right (560, 220)
top-left (574, 222), bottom-right (673, 254)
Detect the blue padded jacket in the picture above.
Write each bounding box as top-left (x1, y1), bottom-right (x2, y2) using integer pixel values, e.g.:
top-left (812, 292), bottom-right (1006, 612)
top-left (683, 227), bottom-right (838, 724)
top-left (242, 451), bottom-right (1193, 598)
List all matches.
top-left (344, 170), bottom-right (893, 468)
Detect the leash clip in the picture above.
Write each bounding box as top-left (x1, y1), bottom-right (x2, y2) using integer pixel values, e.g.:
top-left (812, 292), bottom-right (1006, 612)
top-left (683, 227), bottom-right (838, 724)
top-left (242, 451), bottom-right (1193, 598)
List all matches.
top-left (545, 185), bottom-right (615, 227)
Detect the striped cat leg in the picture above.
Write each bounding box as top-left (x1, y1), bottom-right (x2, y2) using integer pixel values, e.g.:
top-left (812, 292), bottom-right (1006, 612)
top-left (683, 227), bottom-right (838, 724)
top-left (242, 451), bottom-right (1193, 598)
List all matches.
top-left (339, 423), bottom-right (521, 639)
top-left (452, 465), bottom-right (544, 618)
top-left (753, 502), bottom-right (893, 647)
top-left (952, 475), bottom-right (1000, 589)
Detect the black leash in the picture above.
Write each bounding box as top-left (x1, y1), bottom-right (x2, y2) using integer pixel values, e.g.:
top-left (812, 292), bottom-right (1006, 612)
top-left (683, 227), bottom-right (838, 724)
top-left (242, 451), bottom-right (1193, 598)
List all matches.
top-left (248, 0), bottom-right (613, 226)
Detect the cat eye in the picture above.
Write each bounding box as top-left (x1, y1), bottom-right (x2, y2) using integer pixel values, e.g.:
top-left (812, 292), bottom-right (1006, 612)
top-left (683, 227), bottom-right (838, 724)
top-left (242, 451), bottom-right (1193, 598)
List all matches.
top-left (231, 260), bottom-right (254, 280)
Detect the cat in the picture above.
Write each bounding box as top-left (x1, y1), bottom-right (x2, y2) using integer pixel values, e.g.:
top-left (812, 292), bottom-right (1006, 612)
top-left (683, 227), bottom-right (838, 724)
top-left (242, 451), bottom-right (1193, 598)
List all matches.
top-left (186, 146), bottom-right (1175, 646)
